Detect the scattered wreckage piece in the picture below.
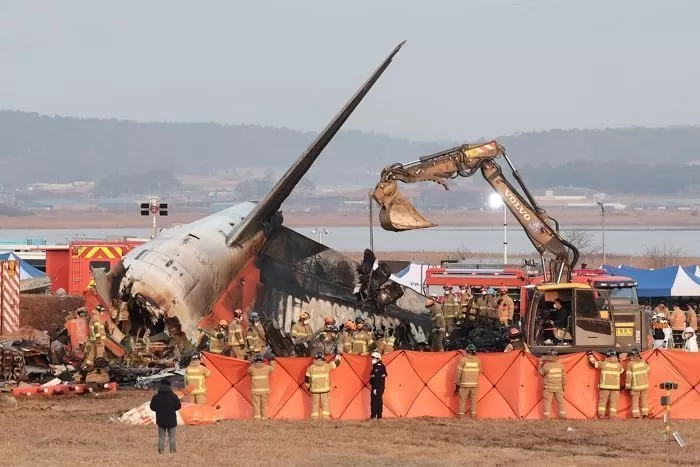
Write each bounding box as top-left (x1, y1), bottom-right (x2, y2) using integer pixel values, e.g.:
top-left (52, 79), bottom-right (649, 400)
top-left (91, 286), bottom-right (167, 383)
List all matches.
top-left (115, 397), bottom-right (224, 426)
top-left (11, 381), bottom-right (118, 397)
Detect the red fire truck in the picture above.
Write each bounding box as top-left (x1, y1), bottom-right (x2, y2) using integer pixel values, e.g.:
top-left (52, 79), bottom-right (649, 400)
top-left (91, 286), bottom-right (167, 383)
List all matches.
top-left (424, 261), bottom-right (647, 351)
top-left (46, 238), bottom-right (147, 296)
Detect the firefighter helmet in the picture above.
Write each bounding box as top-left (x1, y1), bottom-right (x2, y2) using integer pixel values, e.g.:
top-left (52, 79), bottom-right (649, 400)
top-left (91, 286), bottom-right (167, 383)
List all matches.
top-left (344, 320), bottom-right (356, 331)
top-left (508, 327), bottom-right (521, 338)
top-left (191, 352), bottom-right (201, 360)
top-left (371, 351), bottom-right (381, 360)
top-left (250, 312), bottom-right (260, 322)
top-left (233, 308), bottom-right (243, 317)
top-left (629, 348), bottom-right (640, 357)
top-left (355, 317), bottom-right (364, 324)
top-left (218, 319), bottom-right (228, 327)
top-left (254, 354), bottom-right (264, 362)
top-left (324, 316), bottom-right (335, 325)
top-left (299, 312), bottom-right (310, 321)
top-left (314, 351), bottom-right (324, 360)
top-left (549, 348), bottom-right (558, 356)
top-left (466, 344), bottom-right (477, 355)
top-left (499, 286), bottom-right (508, 293)
top-left (605, 348), bottom-right (616, 357)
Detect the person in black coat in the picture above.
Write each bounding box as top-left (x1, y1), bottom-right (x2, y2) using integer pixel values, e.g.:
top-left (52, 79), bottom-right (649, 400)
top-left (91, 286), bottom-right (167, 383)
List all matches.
top-left (149, 380), bottom-right (182, 454)
top-left (369, 351), bottom-right (387, 419)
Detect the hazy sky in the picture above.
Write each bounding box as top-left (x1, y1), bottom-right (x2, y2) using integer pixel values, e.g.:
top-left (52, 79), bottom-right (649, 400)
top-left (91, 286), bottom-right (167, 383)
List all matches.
top-left (1, 0), bottom-right (698, 141)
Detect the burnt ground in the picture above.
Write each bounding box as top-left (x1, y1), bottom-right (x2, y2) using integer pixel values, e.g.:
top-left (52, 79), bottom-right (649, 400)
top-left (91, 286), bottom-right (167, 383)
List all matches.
top-left (0, 391), bottom-right (695, 466)
top-left (19, 294), bottom-right (84, 339)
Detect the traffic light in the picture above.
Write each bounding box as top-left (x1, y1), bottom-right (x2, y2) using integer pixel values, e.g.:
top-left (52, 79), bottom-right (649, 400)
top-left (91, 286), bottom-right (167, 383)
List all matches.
top-left (140, 202), bottom-right (149, 216)
top-left (159, 203), bottom-right (168, 216)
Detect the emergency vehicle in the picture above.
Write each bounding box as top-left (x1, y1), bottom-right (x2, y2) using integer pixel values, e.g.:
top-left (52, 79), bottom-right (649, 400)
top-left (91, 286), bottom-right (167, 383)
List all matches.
top-left (46, 238), bottom-right (147, 295)
top-left (424, 261), bottom-right (648, 352)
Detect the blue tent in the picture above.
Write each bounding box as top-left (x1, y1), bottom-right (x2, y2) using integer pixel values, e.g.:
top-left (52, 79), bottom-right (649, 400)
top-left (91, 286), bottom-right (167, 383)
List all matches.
top-left (603, 264), bottom-right (677, 297)
top-left (0, 252), bottom-right (46, 280)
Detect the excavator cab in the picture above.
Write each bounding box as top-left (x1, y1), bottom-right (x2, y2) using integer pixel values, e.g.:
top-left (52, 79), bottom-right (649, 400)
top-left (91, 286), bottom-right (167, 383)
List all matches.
top-left (524, 283), bottom-right (615, 354)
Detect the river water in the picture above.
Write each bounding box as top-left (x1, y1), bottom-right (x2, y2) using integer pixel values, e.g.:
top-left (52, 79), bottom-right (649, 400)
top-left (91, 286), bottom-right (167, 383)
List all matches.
top-left (0, 226), bottom-right (697, 256)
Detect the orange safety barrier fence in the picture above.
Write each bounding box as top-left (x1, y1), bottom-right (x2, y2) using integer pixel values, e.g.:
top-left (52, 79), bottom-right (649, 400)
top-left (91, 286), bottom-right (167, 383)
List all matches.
top-left (201, 349), bottom-right (700, 420)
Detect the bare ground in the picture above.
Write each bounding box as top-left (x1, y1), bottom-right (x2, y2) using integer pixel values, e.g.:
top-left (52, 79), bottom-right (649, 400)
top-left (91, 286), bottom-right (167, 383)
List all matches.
top-left (19, 294), bottom-right (84, 339)
top-left (0, 391), bottom-right (695, 466)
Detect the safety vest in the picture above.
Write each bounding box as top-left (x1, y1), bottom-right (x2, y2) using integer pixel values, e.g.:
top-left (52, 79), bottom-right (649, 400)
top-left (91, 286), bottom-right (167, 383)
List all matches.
top-left (352, 331), bottom-right (371, 354)
top-left (442, 295), bottom-right (460, 319)
top-left (228, 319), bottom-right (245, 347)
top-left (626, 360), bottom-right (649, 391)
top-left (306, 360), bottom-right (338, 393)
top-left (291, 322), bottom-right (312, 340)
top-left (541, 359), bottom-right (565, 392)
top-left (597, 360), bottom-right (623, 390)
top-left (185, 365), bottom-right (209, 395)
top-left (89, 318), bottom-right (105, 342)
top-left (455, 356), bottom-right (481, 388)
top-left (247, 330), bottom-right (262, 353)
top-left (248, 363), bottom-right (274, 394)
top-left (383, 336), bottom-right (396, 353)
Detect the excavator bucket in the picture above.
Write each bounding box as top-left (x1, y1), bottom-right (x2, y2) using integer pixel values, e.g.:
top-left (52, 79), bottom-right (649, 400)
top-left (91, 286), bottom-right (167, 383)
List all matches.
top-left (372, 180), bottom-right (436, 231)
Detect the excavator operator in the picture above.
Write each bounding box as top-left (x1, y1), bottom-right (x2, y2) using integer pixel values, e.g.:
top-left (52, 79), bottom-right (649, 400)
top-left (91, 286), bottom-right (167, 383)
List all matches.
top-left (542, 298), bottom-right (572, 345)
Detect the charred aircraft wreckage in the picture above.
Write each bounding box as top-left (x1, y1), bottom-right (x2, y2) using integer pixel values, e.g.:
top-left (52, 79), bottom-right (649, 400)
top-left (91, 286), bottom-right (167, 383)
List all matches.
top-left (84, 41), bottom-right (460, 373)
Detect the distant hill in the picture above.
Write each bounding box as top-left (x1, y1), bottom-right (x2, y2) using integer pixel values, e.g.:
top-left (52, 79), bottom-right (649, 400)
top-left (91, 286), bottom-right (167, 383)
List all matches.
top-left (2, 110), bottom-right (700, 195)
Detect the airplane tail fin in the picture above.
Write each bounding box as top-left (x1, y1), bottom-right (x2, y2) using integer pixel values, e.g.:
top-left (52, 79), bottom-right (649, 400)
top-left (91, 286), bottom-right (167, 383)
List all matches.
top-left (226, 41), bottom-right (406, 247)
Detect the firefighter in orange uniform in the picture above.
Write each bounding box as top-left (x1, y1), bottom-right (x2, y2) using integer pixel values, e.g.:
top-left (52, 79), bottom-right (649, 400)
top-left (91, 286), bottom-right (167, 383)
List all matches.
top-left (227, 309), bottom-right (247, 359)
top-left (208, 320), bottom-right (227, 354)
top-left (426, 299), bottom-right (446, 352)
top-left (247, 354), bottom-right (275, 420)
top-left (305, 350), bottom-right (341, 420)
top-left (497, 286), bottom-right (515, 326)
top-left (503, 327), bottom-right (531, 353)
top-left (441, 285), bottom-right (460, 334)
top-left (184, 352), bottom-right (211, 404)
top-left (539, 348), bottom-right (566, 419)
top-left (653, 301), bottom-right (670, 319)
top-left (454, 344), bottom-right (480, 418)
top-left (85, 306), bottom-right (106, 366)
top-left (351, 318), bottom-right (373, 355)
top-left (459, 285), bottom-right (474, 321)
top-left (291, 312), bottom-right (313, 343)
top-left (338, 320), bottom-right (355, 353)
top-left (625, 348), bottom-right (650, 419)
top-left (588, 348), bottom-right (624, 419)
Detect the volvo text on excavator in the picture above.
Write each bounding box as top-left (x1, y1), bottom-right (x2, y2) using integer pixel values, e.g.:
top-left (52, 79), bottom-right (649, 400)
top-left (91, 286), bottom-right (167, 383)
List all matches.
top-left (370, 141), bottom-right (649, 354)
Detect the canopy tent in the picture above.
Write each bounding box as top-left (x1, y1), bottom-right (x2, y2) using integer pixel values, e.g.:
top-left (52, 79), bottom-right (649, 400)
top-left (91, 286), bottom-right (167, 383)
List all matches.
top-left (0, 252), bottom-right (46, 280)
top-left (603, 264), bottom-right (700, 297)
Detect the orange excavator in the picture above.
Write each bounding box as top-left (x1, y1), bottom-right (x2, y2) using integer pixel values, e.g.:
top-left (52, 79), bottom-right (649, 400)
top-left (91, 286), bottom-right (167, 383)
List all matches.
top-left (371, 141), bottom-right (649, 353)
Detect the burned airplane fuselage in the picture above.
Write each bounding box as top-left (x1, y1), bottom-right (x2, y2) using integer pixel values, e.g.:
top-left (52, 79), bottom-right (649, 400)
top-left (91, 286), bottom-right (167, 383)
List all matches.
top-left (120, 202), bottom-right (265, 337)
top-left (92, 42), bottom-right (407, 341)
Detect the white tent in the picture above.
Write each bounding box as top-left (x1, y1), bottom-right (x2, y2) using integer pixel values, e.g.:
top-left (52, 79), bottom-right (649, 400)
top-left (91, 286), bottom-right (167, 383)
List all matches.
top-left (670, 266), bottom-right (700, 297)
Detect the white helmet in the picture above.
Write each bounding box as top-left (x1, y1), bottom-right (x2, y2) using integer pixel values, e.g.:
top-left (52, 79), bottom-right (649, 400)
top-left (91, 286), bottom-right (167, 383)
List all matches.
top-left (371, 351), bottom-right (381, 360)
top-left (683, 327), bottom-right (696, 337)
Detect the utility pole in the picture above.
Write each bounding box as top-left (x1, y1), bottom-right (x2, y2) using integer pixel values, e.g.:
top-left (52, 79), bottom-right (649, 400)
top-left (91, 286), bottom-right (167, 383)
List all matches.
top-left (141, 197), bottom-right (168, 239)
top-left (597, 201), bottom-right (606, 264)
top-left (368, 191), bottom-right (374, 251)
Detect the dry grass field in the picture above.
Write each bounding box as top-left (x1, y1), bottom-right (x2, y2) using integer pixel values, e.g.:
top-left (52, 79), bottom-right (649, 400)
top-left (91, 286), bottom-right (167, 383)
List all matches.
top-left (0, 390), bottom-right (695, 466)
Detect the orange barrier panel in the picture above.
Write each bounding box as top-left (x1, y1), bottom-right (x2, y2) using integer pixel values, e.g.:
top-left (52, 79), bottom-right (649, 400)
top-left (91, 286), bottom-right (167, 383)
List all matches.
top-left (202, 349), bottom-right (700, 420)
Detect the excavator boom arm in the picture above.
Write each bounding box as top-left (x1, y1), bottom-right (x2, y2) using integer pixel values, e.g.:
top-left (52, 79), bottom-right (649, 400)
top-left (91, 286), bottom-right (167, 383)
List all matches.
top-left (371, 141), bottom-right (579, 282)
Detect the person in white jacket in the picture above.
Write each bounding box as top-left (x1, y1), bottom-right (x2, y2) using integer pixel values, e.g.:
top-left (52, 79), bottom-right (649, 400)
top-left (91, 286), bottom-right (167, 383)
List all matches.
top-left (682, 327), bottom-right (698, 352)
